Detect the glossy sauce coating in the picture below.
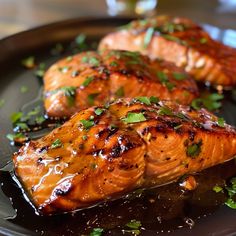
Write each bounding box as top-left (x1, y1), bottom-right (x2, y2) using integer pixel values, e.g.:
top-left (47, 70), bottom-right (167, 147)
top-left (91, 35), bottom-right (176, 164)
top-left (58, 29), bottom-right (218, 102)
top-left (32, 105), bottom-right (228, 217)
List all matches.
top-left (99, 16), bottom-right (236, 87)
top-left (44, 50), bottom-right (198, 117)
top-left (13, 98), bottom-right (236, 215)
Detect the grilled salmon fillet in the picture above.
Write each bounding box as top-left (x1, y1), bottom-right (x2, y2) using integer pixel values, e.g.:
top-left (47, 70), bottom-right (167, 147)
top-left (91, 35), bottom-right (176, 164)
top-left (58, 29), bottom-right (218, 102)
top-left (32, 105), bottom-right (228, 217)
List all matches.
top-left (44, 50), bottom-right (198, 117)
top-left (99, 15), bottom-right (236, 87)
top-left (13, 97), bottom-right (236, 215)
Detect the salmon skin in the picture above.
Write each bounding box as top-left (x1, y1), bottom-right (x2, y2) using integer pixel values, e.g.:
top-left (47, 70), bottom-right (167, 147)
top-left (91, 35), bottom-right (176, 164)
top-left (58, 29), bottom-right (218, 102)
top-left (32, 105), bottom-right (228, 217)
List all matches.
top-left (44, 50), bottom-right (198, 118)
top-left (13, 97), bottom-right (236, 215)
top-left (99, 15), bottom-right (236, 88)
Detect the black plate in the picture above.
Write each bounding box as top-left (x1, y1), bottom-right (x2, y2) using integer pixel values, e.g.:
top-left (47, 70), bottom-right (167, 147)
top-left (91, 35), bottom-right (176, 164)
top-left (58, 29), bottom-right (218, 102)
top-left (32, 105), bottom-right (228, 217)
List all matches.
top-left (0, 17), bottom-right (236, 236)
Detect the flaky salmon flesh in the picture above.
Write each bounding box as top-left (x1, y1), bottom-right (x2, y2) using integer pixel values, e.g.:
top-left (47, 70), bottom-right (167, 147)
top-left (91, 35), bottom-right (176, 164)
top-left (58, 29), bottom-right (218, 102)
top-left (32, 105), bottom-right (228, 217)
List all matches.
top-left (44, 50), bottom-right (198, 118)
top-left (99, 15), bottom-right (236, 87)
top-left (13, 97), bottom-right (236, 215)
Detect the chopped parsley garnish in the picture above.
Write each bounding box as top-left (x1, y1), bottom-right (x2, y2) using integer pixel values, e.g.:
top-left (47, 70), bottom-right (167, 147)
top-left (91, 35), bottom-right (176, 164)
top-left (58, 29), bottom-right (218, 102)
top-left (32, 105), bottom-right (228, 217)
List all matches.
top-left (110, 61), bottom-right (118, 67)
top-left (87, 93), bottom-right (99, 106)
top-left (58, 66), bottom-right (71, 73)
top-left (126, 219), bottom-right (142, 229)
top-left (80, 119), bottom-right (95, 130)
top-left (35, 63), bottom-right (46, 78)
top-left (89, 57), bottom-right (100, 67)
top-left (135, 96), bottom-right (151, 105)
top-left (71, 70), bottom-right (79, 77)
top-left (191, 93), bottom-right (224, 111)
top-left (173, 72), bottom-right (186, 80)
top-left (0, 99), bottom-right (5, 108)
top-left (51, 139), bottom-right (63, 149)
top-left (122, 112), bottom-right (146, 123)
top-left (75, 34), bottom-right (86, 46)
top-left (162, 34), bottom-right (187, 45)
top-left (6, 133), bottom-right (26, 142)
top-left (35, 116), bottom-right (46, 124)
top-left (213, 185), bottom-right (223, 193)
top-left (115, 86), bottom-right (124, 97)
top-left (174, 124), bottom-right (182, 130)
top-left (10, 112), bottom-right (23, 124)
top-left (15, 122), bottom-right (29, 130)
top-left (217, 117), bottom-right (225, 127)
top-left (200, 38), bottom-right (208, 44)
top-left (225, 177), bottom-right (236, 209)
top-left (20, 86), bottom-right (28, 93)
top-left (90, 163), bottom-right (98, 170)
top-left (60, 86), bottom-right (77, 106)
top-left (157, 71), bottom-right (175, 91)
top-left (89, 228), bottom-right (103, 236)
top-left (143, 27), bottom-right (155, 48)
top-left (95, 108), bottom-right (104, 116)
top-left (186, 140), bottom-right (202, 158)
top-left (158, 106), bottom-right (174, 116)
top-left (150, 96), bottom-right (160, 104)
top-left (123, 219), bottom-right (142, 235)
top-left (82, 135), bottom-right (88, 140)
top-left (66, 56), bottom-right (73, 61)
top-left (21, 56), bottom-right (35, 69)
top-left (82, 76), bottom-right (94, 87)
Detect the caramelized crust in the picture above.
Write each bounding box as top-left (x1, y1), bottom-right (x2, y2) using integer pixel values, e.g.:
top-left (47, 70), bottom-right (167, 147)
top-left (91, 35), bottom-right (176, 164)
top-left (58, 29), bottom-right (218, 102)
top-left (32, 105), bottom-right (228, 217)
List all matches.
top-left (44, 50), bottom-right (198, 117)
top-left (13, 98), bottom-right (236, 214)
top-left (99, 15), bottom-right (236, 87)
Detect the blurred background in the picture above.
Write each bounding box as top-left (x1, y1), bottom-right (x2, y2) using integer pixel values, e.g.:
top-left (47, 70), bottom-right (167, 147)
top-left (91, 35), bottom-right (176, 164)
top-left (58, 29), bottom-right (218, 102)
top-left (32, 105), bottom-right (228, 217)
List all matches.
top-left (0, 0), bottom-right (236, 38)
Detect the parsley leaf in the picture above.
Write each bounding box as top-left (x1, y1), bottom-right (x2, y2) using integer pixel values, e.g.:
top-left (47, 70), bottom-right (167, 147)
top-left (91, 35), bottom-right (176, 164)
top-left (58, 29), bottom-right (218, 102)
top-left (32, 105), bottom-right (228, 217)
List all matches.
top-left (143, 27), bottom-right (155, 48)
top-left (95, 108), bottom-right (104, 116)
top-left (115, 86), bottom-right (125, 97)
top-left (21, 56), bottom-right (35, 69)
top-left (213, 185), bottom-right (223, 193)
top-left (157, 71), bottom-right (175, 91)
top-left (87, 93), bottom-right (99, 105)
top-left (10, 112), bottom-right (23, 124)
top-left (80, 119), bottom-right (95, 130)
top-left (122, 113), bottom-right (146, 123)
top-left (51, 139), bottom-right (63, 149)
top-left (126, 219), bottom-right (142, 229)
top-left (158, 106), bottom-right (174, 116)
top-left (89, 228), bottom-right (103, 236)
top-left (135, 96), bottom-right (151, 105)
top-left (217, 117), bottom-right (225, 127)
top-left (186, 140), bottom-right (202, 158)
top-left (173, 72), bottom-right (186, 80)
top-left (82, 76), bottom-right (94, 87)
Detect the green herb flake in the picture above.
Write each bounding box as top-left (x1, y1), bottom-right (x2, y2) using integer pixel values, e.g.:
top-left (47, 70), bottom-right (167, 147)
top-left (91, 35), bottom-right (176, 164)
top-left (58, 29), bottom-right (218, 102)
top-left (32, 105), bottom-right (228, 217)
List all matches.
top-left (122, 112), bottom-right (146, 124)
top-left (110, 61), bottom-right (118, 67)
top-left (95, 108), bottom-right (104, 116)
top-left (35, 63), bottom-right (46, 78)
top-left (200, 38), bottom-right (208, 44)
top-left (90, 163), bottom-right (98, 170)
top-left (51, 139), bottom-right (63, 149)
top-left (51, 43), bottom-right (64, 55)
top-left (75, 34), bottom-right (86, 46)
top-left (87, 93), bottom-right (99, 106)
top-left (186, 140), bottom-right (202, 158)
top-left (143, 27), bottom-right (155, 48)
top-left (89, 227), bottom-right (104, 236)
top-left (191, 93), bottom-right (224, 111)
top-left (115, 86), bottom-right (124, 97)
top-left (174, 124), bottom-right (182, 130)
top-left (10, 112), bottom-right (23, 124)
top-left (82, 135), bottom-right (88, 140)
top-left (150, 96), bottom-right (160, 104)
top-left (89, 57), bottom-right (100, 67)
top-left (15, 122), bottom-right (29, 130)
top-left (162, 34), bottom-right (187, 45)
top-left (126, 219), bottom-right (142, 229)
top-left (217, 117), bottom-right (225, 127)
top-left (80, 119), bottom-right (95, 130)
top-left (82, 76), bottom-right (94, 87)
top-left (21, 56), bottom-right (35, 69)
top-left (225, 198), bottom-right (236, 209)
top-left (157, 71), bottom-right (175, 91)
top-left (158, 106), bottom-right (174, 116)
top-left (58, 66), bottom-right (70, 73)
top-left (36, 116), bottom-right (46, 124)
top-left (123, 229), bottom-right (141, 235)
top-left (213, 185), bottom-right (223, 193)
top-left (60, 86), bottom-right (77, 106)
top-left (0, 99), bottom-right (5, 108)
top-left (135, 96), bottom-right (151, 105)
top-left (20, 85), bottom-right (28, 93)
top-left (173, 72), bottom-right (186, 80)
top-left (66, 56), bottom-right (73, 61)
top-left (6, 133), bottom-right (26, 142)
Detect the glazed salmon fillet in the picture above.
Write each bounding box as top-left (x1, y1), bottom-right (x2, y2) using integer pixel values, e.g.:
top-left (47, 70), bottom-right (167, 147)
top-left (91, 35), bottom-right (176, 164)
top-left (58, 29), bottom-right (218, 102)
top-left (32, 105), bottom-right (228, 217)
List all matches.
top-left (13, 97), bottom-right (236, 215)
top-left (99, 16), bottom-right (236, 87)
top-left (44, 50), bottom-right (198, 117)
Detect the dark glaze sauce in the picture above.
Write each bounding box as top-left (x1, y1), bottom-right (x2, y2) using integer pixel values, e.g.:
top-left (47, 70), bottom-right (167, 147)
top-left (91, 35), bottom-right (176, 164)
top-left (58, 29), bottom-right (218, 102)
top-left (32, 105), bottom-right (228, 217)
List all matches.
top-left (1, 39), bottom-right (236, 235)
top-left (0, 159), bottom-right (235, 235)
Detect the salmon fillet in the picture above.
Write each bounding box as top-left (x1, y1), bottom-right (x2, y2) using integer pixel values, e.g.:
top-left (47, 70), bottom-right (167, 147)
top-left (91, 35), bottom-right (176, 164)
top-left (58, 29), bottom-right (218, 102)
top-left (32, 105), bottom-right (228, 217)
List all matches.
top-left (44, 50), bottom-right (198, 117)
top-left (99, 15), bottom-right (236, 87)
top-left (13, 97), bottom-right (236, 215)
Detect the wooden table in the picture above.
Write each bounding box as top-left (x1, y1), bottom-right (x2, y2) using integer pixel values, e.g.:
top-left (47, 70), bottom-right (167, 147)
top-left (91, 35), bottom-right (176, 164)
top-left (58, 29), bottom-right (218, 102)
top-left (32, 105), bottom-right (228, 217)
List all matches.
top-left (0, 0), bottom-right (236, 38)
